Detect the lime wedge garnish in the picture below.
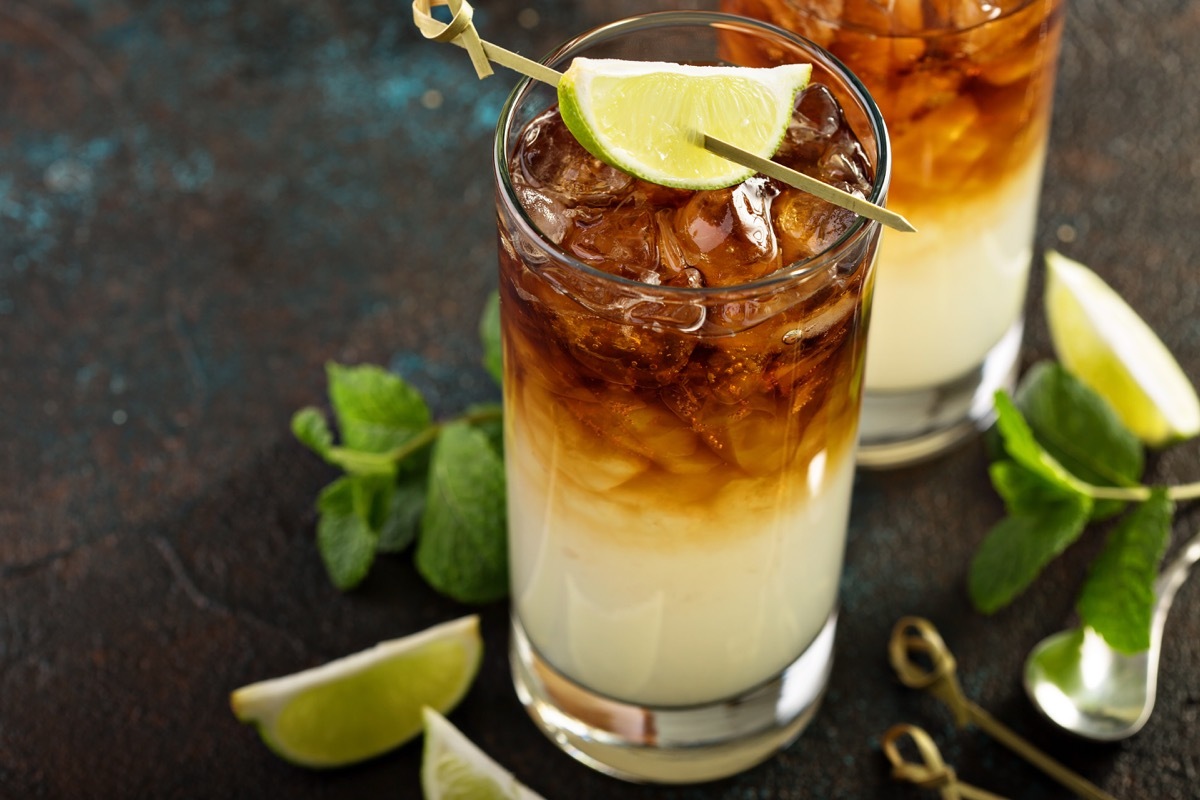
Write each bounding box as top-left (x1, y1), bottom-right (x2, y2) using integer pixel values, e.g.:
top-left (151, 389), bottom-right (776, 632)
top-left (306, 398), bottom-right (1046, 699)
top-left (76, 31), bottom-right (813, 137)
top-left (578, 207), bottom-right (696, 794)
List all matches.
top-left (1044, 250), bottom-right (1200, 447)
top-left (230, 616), bottom-right (482, 768)
top-left (557, 58), bottom-right (811, 190)
top-left (421, 708), bottom-right (545, 800)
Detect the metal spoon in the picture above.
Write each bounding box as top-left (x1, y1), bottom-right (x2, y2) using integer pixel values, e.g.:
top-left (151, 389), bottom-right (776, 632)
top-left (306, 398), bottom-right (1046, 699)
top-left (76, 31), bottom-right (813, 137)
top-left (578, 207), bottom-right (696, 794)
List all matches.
top-left (1023, 526), bottom-right (1200, 741)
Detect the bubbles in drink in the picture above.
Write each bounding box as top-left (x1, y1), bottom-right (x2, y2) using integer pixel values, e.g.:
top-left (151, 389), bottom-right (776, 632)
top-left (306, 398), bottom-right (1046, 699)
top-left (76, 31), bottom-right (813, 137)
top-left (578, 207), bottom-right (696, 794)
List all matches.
top-left (563, 312), bottom-right (696, 387)
top-left (500, 81), bottom-right (875, 515)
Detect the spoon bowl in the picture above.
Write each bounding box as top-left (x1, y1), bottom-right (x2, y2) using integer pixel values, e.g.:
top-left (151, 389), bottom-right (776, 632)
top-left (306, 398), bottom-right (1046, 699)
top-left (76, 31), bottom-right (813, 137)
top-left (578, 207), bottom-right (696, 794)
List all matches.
top-left (1023, 527), bottom-right (1200, 741)
top-left (1024, 626), bottom-right (1156, 741)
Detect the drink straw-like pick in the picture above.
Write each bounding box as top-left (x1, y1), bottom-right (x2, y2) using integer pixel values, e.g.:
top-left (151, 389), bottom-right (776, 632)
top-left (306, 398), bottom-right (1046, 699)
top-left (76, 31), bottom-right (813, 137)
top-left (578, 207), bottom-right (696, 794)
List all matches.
top-left (882, 723), bottom-right (1009, 800)
top-left (413, 0), bottom-right (916, 233)
top-left (888, 617), bottom-right (1119, 800)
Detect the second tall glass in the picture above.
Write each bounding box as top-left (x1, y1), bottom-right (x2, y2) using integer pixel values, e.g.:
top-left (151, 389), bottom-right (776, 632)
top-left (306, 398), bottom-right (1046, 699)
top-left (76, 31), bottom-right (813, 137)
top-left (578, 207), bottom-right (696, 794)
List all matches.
top-left (725, 0), bottom-right (1067, 466)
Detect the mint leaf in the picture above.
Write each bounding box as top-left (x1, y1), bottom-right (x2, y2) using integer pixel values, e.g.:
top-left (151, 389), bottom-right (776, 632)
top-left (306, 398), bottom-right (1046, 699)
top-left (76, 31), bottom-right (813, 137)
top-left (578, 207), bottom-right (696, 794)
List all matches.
top-left (326, 363), bottom-right (431, 454)
top-left (416, 421), bottom-right (508, 603)
top-left (316, 476), bottom-right (383, 590)
top-left (993, 391), bottom-right (1080, 492)
top-left (1014, 362), bottom-right (1143, 520)
top-left (292, 407), bottom-right (333, 456)
top-left (989, 460), bottom-right (1076, 516)
top-left (323, 446), bottom-right (402, 477)
top-left (480, 291), bottom-right (503, 387)
top-left (968, 487), bottom-right (1093, 613)
top-left (1076, 488), bottom-right (1173, 653)
top-left (377, 474), bottom-right (425, 553)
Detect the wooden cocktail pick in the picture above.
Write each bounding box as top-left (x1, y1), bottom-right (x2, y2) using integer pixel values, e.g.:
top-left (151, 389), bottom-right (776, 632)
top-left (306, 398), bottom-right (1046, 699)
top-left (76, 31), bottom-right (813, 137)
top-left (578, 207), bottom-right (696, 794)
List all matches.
top-left (412, 0), bottom-right (916, 233)
top-left (888, 617), bottom-right (1120, 800)
top-left (882, 723), bottom-right (1008, 800)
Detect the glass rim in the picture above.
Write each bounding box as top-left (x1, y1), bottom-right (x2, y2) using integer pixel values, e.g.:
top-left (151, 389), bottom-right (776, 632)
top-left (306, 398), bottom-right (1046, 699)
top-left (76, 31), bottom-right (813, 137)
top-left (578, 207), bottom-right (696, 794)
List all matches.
top-left (793, 0), bottom-right (1063, 39)
top-left (492, 10), bottom-right (891, 301)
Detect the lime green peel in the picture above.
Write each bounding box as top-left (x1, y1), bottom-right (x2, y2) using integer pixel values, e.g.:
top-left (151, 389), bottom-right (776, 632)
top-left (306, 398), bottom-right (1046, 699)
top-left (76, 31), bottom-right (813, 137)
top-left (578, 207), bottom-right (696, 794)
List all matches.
top-left (558, 58), bottom-right (811, 190)
top-left (1045, 250), bottom-right (1200, 448)
top-left (422, 707), bottom-right (546, 800)
top-left (230, 616), bottom-right (482, 768)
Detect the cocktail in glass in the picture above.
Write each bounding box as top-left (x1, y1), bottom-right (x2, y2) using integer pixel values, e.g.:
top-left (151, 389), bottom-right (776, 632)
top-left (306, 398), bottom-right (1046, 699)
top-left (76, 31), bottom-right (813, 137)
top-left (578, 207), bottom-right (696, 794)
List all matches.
top-left (723, 0), bottom-right (1066, 466)
top-left (494, 12), bottom-right (889, 783)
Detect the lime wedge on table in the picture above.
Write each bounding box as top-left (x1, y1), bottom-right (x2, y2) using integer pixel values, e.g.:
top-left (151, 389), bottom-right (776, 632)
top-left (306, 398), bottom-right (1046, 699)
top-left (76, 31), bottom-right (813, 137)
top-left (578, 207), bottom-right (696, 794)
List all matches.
top-left (1044, 249), bottom-right (1200, 447)
top-left (229, 615), bottom-right (482, 768)
top-left (422, 708), bottom-right (545, 800)
top-left (558, 58), bottom-right (811, 190)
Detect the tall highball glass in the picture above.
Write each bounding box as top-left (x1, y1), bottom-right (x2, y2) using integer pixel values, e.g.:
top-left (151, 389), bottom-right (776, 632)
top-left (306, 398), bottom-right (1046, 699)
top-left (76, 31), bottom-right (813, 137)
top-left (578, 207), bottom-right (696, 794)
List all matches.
top-left (494, 12), bottom-right (889, 783)
top-left (725, 0), bottom-right (1067, 466)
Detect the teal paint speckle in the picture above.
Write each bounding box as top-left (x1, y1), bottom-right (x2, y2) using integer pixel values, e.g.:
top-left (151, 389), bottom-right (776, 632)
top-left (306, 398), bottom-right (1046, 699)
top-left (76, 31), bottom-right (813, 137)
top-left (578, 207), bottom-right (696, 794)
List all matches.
top-left (171, 151), bottom-right (215, 191)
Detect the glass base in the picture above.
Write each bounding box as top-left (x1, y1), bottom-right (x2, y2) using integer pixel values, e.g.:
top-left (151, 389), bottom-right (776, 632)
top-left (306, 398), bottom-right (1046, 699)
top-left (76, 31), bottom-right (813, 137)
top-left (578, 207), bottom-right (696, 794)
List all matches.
top-left (856, 320), bottom-right (1022, 469)
top-left (509, 611), bottom-right (837, 785)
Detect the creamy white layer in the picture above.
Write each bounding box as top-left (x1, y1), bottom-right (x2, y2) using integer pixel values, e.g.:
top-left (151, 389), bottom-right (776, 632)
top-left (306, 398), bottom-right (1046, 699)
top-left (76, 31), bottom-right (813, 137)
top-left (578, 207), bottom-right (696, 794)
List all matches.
top-left (863, 146), bottom-right (1047, 391)
top-left (506, 398), bottom-right (854, 707)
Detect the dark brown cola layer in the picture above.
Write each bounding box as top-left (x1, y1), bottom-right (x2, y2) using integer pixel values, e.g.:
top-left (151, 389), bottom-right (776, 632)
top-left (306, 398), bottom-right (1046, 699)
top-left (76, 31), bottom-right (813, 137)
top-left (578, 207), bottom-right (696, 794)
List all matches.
top-left (722, 0), bottom-right (1065, 207)
top-left (498, 87), bottom-right (878, 520)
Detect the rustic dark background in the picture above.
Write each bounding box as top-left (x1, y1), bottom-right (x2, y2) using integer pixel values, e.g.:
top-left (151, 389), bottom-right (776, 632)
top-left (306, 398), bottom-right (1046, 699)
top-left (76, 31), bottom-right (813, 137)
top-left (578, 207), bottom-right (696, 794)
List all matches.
top-left (2, 0), bottom-right (1198, 797)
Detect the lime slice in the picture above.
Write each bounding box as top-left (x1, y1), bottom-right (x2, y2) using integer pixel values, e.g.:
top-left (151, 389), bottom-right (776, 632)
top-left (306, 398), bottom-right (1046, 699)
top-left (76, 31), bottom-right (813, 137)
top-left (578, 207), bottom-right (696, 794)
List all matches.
top-left (230, 615), bottom-right (482, 768)
top-left (1044, 250), bottom-right (1200, 447)
top-left (558, 57), bottom-right (811, 190)
top-left (421, 708), bottom-right (545, 800)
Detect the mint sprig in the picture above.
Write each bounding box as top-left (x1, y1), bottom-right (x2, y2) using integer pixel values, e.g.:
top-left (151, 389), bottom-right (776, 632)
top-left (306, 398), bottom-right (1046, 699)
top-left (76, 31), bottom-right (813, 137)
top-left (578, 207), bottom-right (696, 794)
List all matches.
top-left (316, 475), bottom-right (394, 589)
top-left (1012, 361), bottom-right (1143, 521)
top-left (291, 295), bottom-right (506, 600)
top-left (969, 464), bottom-right (1091, 614)
top-left (1076, 488), bottom-right (1172, 652)
top-left (416, 421), bottom-right (509, 603)
top-left (970, 362), bottom-right (1200, 653)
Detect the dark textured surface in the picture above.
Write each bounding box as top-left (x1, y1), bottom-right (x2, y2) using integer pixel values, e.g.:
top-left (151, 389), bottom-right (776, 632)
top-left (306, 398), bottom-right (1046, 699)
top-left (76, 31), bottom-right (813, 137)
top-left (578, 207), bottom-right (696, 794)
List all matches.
top-left (3, 0), bottom-right (1199, 797)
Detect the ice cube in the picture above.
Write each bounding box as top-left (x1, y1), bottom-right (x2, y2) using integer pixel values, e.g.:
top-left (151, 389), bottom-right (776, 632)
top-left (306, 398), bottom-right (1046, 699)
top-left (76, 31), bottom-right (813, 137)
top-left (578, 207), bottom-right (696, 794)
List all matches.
top-left (704, 346), bottom-right (775, 404)
top-left (772, 191), bottom-right (858, 265)
top-left (818, 139), bottom-right (872, 195)
top-left (959, 0), bottom-right (1061, 66)
top-left (881, 64), bottom-right (964, 128)
top-left (831, 29), bottom-right (927, 97)
top-left (695, 391), bottom-right (797, 475)
top-left (513, 106), bottom-right (634, 203)
top-left (665, 267), bottom-right (705, 289)
top-left (543, 391), bottom-right (652, 491)
top-left (613, 398), bottom-right (709, 465)
top-left (861, 0), bottom-right (924, 33)
top-left (800, 290), bottom-right (859, 339)
top-left (719, 0), bottom-right (846, 50)
top-left (777, 85), bottom-right (873, 198)
top-left (558, 311), bottom-right (696, 388)
top-left (561, 202), bottom-right (659, 280)
top-left (906, 93), bottom-right (981, 149)
top-left (777, 85), bottom-right (842, 166)
top-left (560, 387), bottom-right (724, 478)
top-left (515, 184), bottom-right (571, 244)
top-left (669, 177), bottom-right (782, 287)
top-left (783, 0), bottom-right (846, 47)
